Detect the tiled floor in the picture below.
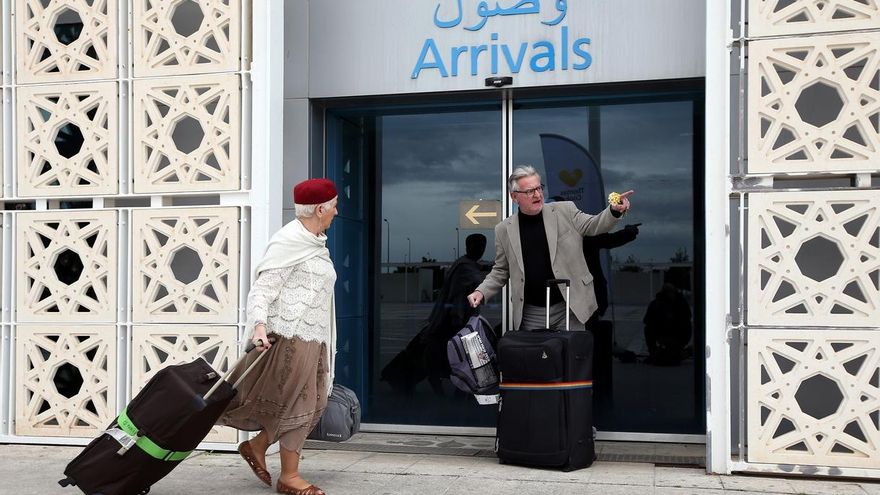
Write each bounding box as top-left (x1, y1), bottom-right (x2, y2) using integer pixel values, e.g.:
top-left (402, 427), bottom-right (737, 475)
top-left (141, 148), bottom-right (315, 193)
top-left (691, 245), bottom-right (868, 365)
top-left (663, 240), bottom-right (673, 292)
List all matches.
top-left (303, 432), bottom-right (707, 467)
top-left (4, 443), bottom-right (879, 495)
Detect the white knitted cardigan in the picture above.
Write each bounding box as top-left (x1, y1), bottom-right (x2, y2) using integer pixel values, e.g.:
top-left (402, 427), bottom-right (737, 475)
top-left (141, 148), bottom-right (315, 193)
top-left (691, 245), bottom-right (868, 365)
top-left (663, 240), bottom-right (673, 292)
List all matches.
top-left (246, 219), bottom-right (337, 393)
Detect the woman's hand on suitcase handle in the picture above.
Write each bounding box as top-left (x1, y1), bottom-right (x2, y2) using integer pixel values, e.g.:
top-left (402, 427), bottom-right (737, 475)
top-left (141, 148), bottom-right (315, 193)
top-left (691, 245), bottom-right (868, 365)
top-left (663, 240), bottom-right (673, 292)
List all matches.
top-left (467, 290), bottom-right (484, 308)
top-left (252, 324), bottom-right (273, 352)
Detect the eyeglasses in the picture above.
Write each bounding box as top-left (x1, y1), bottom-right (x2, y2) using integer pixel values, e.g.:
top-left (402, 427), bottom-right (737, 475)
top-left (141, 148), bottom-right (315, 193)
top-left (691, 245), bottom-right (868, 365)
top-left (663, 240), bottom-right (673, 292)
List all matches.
top-left (514, 184), bottom-right (545, 197)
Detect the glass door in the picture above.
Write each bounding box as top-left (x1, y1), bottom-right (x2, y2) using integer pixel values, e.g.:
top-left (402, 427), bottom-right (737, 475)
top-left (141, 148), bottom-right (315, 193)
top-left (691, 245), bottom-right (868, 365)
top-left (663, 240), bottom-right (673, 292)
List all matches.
top-left (328, 102), bottom-right (505, 427)
top-left (324, 84), bottom-right (704, 435)
top-left (510, 92), bottom-right (704, 435)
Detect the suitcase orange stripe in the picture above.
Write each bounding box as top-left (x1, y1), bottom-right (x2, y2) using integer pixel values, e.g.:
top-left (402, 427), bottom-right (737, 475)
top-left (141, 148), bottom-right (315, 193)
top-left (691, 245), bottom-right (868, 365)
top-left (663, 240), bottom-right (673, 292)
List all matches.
top-left (499, 380), bottom-right (592, 390)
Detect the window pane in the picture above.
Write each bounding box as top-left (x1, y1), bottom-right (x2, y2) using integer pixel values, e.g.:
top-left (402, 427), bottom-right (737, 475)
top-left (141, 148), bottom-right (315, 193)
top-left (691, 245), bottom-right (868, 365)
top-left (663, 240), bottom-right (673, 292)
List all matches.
top-left (513, 98), bottom-right (702, 434)
top-left (376, 109), bottom-right (504, 426)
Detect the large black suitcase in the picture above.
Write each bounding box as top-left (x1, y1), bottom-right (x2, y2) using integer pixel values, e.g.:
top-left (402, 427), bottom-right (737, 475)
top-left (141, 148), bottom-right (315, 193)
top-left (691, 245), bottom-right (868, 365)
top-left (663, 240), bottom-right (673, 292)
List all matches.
top-left (59, 341), bottom-right (268, 495)
top-left (496, 279), bottom-right (595, 471)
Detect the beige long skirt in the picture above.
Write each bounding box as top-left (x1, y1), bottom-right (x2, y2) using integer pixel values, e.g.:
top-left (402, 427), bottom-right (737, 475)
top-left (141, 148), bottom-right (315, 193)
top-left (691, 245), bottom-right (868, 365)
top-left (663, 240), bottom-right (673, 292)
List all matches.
top-left (218, 335), bottom-right (329, 453)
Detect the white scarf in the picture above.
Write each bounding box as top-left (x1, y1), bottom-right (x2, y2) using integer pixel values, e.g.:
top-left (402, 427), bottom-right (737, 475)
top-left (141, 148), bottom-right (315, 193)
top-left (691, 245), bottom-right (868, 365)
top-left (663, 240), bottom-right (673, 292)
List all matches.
top-left (252, 218), bottom-right (337, 393)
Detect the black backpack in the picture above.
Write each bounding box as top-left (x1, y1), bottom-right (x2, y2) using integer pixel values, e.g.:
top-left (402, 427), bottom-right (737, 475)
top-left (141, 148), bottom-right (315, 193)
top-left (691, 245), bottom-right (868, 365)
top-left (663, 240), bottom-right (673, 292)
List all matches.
top-left (446, 315), bottom-right (499, 395)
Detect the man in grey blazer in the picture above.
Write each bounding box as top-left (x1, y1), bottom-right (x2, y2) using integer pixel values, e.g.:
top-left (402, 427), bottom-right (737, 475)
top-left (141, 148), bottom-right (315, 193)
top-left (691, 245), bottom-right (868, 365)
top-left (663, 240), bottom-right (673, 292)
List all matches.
top-left (467, 166), bottom-right (633, 331)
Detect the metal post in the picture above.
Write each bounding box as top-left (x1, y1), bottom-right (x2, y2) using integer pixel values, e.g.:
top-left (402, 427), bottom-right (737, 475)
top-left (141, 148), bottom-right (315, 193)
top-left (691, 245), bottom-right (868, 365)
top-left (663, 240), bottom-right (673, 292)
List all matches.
top-left (251, 0), bottom-right (284, 270)
top-left (383, 218), bottom-right (390, 274)
top-left (405, 237), bottom-right (411, 306)
top-left (455, 227), bottom-right (460, 259)
top-left (705, 0), bottom-right (733, 475)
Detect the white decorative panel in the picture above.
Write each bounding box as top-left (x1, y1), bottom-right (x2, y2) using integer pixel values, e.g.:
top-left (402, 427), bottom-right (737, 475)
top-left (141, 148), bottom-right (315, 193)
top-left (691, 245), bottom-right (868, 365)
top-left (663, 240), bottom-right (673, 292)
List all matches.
top-left (749, 0), bottom-right (880, 37)
top-left (17, 82), bottom-right (119, 196)
top-left (15, 0), bottom-right (117, 83)
top-left (131, 325), bottom-right (238, 443)
top-left (132, 75), bottom-right (241, 193)
top-left (133, 0), bottom-right (241, 77)
top-left (15, 325), bottom-right (117, 437)
top-left (748, 33), bottom-right (880, 173)
top-left (132, 207), bottom-right (239, 323)
top-left (748, 191), bottom-right (880, 326)
top-left (748, 329), bottom-right (880, 468)
top-left (17, 211), bottom-right (118, 322)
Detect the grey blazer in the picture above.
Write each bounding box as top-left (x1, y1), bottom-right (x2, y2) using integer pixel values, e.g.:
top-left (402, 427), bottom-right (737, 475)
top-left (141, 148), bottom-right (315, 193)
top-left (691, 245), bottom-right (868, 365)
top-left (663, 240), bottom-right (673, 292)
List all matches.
top-left (475, 201), bottom-right (620, 330)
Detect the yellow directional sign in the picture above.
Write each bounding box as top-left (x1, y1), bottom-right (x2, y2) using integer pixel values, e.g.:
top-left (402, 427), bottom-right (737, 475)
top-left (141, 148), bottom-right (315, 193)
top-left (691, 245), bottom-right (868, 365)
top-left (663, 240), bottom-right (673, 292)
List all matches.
top-left (459, 200), bottom-right (502, 229)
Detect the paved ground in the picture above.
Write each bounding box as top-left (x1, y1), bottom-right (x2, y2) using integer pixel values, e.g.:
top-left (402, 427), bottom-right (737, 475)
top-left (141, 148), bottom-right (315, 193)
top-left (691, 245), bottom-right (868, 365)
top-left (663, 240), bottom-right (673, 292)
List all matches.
top-left (3, 441), bottom-right (879, 495)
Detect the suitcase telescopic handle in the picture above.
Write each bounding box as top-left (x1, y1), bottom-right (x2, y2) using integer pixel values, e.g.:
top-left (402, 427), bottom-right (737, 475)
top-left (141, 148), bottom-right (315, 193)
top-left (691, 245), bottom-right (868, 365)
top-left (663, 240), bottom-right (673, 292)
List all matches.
top-left (545, 279), bottom-right (571, 331)
top-left (203, 337), bottom-right (276, 400)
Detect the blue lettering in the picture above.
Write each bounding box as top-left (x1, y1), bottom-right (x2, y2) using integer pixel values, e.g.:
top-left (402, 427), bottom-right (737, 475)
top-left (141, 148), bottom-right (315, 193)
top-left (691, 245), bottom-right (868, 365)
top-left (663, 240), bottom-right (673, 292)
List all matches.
top-left (572, 37), bottom-right (591, 70)
top-left (411, 31), bottom-right (593, 78)
top-left (411, 39), bottom-right (448, 78)
top-left (490, 33), bottom-right (499, 74)
top-left (561, 26), bottom-right (569, 70)
top-left (451, 46), bottom-right (468, 76)
top-left (501, 42), bottom-right (528, 73)
top-left (470, 45), bottom-right (488, 76)
top-left (530, 41), bottom-right (555, 72)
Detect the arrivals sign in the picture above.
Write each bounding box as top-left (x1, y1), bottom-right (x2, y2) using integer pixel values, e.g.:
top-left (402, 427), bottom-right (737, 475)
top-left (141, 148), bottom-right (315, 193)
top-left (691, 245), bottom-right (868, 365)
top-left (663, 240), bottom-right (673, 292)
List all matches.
top-left (412, 0), bottom-right (592, 79)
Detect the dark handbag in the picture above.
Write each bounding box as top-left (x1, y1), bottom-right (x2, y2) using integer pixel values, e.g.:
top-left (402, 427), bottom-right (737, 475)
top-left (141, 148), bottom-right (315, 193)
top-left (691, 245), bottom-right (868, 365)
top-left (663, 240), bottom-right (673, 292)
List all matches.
top-left (308, 384), bottom-right (361, 442)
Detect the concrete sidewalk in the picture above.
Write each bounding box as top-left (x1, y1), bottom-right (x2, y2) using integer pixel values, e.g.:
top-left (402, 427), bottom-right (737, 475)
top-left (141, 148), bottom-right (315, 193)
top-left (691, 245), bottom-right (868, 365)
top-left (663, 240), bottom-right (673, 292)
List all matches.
top-left (3, 443), bottom-right (879, 495)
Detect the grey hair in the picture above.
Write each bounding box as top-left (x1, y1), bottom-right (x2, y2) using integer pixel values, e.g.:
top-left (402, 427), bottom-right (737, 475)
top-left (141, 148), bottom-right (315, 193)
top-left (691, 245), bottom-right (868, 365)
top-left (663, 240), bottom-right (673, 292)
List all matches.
top-left (294, 197), bottom-right (337, 219)
top-left (508, 165), bottom-right (540, 192)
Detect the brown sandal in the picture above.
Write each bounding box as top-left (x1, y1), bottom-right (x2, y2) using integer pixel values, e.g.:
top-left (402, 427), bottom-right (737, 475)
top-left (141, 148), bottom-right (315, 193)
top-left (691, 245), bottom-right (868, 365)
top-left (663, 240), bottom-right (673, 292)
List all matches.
top-left (238, 440), bottom-right (272, 486)
top-left (276, 480), bottom-right (326, 495)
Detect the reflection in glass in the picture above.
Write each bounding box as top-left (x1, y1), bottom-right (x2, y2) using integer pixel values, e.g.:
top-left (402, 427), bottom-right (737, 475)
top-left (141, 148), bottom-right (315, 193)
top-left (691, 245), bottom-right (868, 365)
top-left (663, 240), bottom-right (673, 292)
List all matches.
top-left (327, 90), bottom-right (703, 435)
top-left (331, 106), bottom-right (503, 427)
top-left (514, 98), bottom-right (702, 434)
top-left (382, 233), bottom-right (489, 394)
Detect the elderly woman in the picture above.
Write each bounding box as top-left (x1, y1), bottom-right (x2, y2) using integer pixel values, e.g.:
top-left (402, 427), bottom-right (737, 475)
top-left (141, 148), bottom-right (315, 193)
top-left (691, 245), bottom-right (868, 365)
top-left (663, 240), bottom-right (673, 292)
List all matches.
top-left (219, 178), bottom-right (339, 495)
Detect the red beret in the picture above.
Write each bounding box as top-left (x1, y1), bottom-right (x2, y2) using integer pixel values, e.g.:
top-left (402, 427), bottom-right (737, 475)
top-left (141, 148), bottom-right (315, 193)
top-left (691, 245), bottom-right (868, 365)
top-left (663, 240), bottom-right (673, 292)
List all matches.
top-left (293, 178), bottom-right (337, 205)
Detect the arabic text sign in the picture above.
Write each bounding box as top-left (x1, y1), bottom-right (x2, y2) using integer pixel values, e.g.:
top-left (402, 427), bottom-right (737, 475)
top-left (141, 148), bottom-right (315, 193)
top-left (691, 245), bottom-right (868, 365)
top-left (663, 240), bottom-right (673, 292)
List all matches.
top-left (413, 0), bottom-right (591, 79)
top-left (459, 200), bottom-right (502, 229)
top-left (433, 0), bottom-right (568, 31)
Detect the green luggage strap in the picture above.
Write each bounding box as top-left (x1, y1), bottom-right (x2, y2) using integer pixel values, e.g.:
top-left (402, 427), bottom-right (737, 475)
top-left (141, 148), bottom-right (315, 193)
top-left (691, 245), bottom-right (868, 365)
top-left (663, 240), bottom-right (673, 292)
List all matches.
top-left (116, 408), bottom-right (192, 462)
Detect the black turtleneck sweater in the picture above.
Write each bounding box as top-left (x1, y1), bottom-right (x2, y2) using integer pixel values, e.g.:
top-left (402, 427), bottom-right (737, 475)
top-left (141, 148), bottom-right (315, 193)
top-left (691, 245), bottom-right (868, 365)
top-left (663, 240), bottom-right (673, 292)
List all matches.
top-left (518, 210), bottom-right (563, 306)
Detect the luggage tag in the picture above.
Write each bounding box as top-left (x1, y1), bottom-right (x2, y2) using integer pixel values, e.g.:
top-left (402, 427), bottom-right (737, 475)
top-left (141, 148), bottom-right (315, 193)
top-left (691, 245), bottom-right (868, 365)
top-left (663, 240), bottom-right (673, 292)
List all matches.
top-left (475, 394), bottom-right (499, 405)
top-left (105, 427), bottom-right (137, 455)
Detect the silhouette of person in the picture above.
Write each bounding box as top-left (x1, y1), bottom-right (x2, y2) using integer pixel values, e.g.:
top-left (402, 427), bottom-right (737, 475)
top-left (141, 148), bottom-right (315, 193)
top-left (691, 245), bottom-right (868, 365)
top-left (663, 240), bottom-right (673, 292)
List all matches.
top-left (580, 222), bottom-right (640, 408)
top-left (582, 223), bottom-right (640, 322)
top-left (381, 234), bottom-right (488, 395)
top-left (643, 283), bottom-right (692, 365)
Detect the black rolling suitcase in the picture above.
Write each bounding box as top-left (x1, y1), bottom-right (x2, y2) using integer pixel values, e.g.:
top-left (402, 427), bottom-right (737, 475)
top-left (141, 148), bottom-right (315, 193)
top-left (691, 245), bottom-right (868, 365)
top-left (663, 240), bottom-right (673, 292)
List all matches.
top-left (495, 279), bottom-right (595, 471)
top-left (59, 340), bottom-right (269, 495)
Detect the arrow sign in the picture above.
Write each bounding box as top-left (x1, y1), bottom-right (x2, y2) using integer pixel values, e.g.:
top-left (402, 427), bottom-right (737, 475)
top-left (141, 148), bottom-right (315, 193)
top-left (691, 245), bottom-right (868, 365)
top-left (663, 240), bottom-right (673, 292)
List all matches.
top-left (459, 200), bottom-right (502, 229)
top-left (465, 204), bottom-right (496, 224)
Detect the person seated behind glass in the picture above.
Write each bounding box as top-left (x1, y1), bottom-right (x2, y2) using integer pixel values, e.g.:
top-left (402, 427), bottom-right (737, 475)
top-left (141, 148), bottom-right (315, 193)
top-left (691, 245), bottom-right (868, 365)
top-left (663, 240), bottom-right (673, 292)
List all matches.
top-left (643, 283), bottom-right (692, 365)
top-left (381, 233), bottom-right (488, 395)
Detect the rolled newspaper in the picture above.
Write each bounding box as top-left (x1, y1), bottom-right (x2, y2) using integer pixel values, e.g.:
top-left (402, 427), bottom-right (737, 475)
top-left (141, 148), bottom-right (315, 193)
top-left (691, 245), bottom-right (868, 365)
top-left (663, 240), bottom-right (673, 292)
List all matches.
top-left (460, 332), bottom-right (497, 388)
